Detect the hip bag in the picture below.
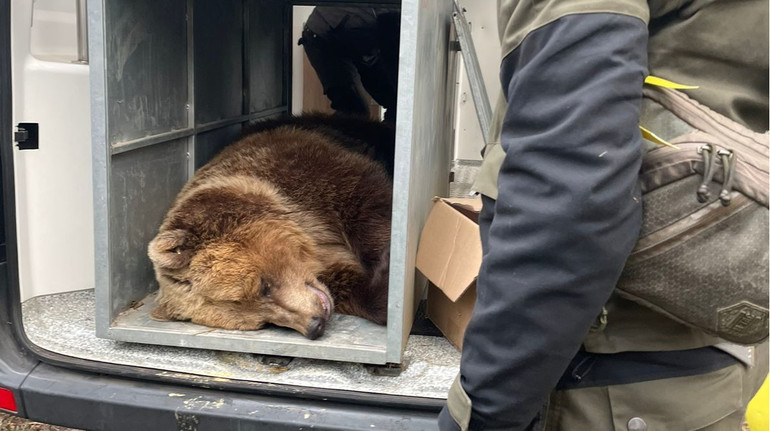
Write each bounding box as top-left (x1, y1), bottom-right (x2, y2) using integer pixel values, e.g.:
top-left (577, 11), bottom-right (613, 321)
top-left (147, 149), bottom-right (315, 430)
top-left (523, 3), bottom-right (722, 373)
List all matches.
top-left (616, 86), bottom-right (769, 345)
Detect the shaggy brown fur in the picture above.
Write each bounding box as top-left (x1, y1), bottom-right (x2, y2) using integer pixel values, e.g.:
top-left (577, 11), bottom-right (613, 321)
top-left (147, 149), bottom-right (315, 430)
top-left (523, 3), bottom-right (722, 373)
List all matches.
top-left (242, 113), bottom-right (396, 178)
top-left (148, 123), bottom-right (392, 339)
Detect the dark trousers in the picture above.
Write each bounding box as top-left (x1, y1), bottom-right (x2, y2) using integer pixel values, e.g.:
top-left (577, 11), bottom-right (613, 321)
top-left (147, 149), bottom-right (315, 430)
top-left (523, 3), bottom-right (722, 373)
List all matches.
top-left (301, 25), bottom-right (399, 124)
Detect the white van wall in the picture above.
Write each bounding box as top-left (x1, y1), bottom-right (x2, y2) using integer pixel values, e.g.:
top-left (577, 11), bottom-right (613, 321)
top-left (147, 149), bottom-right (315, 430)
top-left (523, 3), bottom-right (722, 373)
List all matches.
top-left (29, 0), bottom-right (78, 61)
top-left (453, 0), bottom-right (501, 162)
top-left (11, 0), bottom-right (94, 301)
top-left (291, 6), bottom-right (313, 114)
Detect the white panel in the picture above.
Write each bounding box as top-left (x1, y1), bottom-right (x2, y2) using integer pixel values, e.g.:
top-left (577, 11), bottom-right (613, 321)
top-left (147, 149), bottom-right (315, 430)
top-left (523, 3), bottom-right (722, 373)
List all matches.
top-left (29, 0), bottom-right (78, 62)
top-left (453, 0), bottom-right (501, 161)
top-left (11, 0), bottom-right (95, 301)
top-left (291, 6), bottom-right (314, 114)
top-left (386, 0), bottom-right (454, 363)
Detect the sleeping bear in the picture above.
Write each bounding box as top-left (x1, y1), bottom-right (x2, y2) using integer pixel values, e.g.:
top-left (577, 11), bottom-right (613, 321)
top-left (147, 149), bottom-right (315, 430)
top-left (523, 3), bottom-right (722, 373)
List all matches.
top-left (147, 115), bottom-right (393, 339)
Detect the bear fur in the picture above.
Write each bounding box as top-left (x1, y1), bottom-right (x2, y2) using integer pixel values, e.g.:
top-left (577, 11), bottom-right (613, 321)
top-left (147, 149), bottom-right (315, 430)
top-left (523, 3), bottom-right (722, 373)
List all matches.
top-left (148, 115), bottom-right (393, 339)
top-left (241, 114), bottom-right (395, 178)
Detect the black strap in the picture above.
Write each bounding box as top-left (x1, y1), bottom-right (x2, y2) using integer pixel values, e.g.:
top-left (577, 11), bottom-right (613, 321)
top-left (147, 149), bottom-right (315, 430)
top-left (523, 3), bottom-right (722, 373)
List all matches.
top-left (556, 347), bottom-right (738, 390)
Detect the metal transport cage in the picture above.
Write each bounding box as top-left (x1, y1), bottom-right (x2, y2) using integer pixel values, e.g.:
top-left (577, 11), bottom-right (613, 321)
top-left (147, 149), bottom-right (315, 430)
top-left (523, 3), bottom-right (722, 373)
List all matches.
top-left (90, 0), bottom-right (456, 365)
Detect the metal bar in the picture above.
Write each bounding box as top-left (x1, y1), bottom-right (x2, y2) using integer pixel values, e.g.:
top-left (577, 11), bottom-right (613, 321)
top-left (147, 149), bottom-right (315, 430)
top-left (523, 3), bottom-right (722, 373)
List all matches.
top-left (111, 128), bottom-right (196, 155)
top-left (452, 0), bottom-right (491, 144)
top-left (284, 1), bottom-right (292, 111)
top-left (194, 107), bottom-right (287, 133)
top-left (75, 0), bottom-right (88, 63)
top-left (241, 0), bottom-right (250, 116)
top-left (186, 0), bottom-right (196, 179)
top-left (385, 0), bottom-right (453, 364)
top-left (445, 17), bottom-right (461, 167)
top-left (90, 0), bottom-right (111, 337)
top-left (385, 0), bottom-right (418, 365)
top-left (109, 107), bottom-right (287, 156)
top-left (291, 1), bottom-right (400, 5)
top-left (108, 326), bottom-right (388, 364)
top-left (109, 294), bottom-right (390, 364)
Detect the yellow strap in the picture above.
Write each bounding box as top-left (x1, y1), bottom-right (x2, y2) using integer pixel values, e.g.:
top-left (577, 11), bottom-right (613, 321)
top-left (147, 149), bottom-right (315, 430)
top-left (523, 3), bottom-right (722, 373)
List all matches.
top-left (639, 76), bottom-right (694, 148)
top-left (644, 75), bottom-right (699, 90)
top-left (639, 125), bottom-right (679, 149)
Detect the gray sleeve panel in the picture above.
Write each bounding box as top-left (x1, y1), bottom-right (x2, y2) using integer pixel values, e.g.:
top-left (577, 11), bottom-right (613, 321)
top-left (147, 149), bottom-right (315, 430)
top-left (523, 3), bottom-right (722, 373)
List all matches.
top-left (497, 0), bottom-right (648, 59)
top-left (439, 13), bottom-right (648, 431)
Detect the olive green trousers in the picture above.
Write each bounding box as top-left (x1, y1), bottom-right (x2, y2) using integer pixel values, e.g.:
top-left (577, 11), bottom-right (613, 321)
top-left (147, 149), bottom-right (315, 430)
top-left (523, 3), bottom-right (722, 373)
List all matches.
top-left (543, 342), bottom-right (768, 431)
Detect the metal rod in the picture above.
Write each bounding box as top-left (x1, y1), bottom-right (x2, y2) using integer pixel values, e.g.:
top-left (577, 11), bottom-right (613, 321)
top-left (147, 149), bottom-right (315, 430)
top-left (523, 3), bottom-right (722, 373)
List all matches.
top-left (75, 0), bottom-right (88, 63)
top-left (186, 0), bottom-right (196, 179)
top-left (194, 107), bottom-right (287, 134)
top-left (241, 0), bottom-right (250, 116)
top-left (111, 128), bottom-right (196, 155)
top-left (452, 0), bottom-right (492, 144)
top-left (110, 107), bottom-right (288, 155)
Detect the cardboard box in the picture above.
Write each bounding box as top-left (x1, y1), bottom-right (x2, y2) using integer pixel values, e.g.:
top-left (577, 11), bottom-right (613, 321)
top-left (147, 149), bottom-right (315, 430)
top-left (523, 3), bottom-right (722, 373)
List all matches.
top-left (416, 197), bottom-right (483, 349)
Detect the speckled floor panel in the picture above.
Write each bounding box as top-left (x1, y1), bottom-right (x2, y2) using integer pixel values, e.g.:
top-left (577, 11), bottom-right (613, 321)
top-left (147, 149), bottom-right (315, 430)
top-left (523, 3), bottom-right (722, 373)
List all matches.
top-left (22, 289), bottom-right (460, 399)
top-left (450, 160), bottom-right (482, 198)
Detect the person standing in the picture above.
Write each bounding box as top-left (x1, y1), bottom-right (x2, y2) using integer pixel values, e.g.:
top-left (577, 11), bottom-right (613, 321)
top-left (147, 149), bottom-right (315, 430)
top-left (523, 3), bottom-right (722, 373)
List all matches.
top-left (439, 1), bottom-right (769, 430)
top-left (299, 6), bottom-right (400, 124)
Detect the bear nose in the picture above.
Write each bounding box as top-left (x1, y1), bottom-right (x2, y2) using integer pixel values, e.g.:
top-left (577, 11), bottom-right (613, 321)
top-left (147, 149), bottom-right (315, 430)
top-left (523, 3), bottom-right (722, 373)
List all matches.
top-left (306, 316), bottom-right (327, 340)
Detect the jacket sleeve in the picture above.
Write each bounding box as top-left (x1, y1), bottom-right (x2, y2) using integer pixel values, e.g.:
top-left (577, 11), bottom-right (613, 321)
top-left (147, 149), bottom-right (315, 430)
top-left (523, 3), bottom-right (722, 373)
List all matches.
top-left (438, 12), bottom-right (648, 431)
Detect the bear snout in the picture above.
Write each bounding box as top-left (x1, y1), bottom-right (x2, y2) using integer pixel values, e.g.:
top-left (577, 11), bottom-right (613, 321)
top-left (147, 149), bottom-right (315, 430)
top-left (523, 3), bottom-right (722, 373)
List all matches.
top-left (306, 282), bottom-right (333, 321)
top-left (305, 316), bottom-right (327, 340)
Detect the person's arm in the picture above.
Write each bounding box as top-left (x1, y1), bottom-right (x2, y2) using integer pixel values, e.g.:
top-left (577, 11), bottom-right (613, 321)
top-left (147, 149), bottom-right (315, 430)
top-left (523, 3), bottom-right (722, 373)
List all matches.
top-left (439, 12), bottom-right (648, 431)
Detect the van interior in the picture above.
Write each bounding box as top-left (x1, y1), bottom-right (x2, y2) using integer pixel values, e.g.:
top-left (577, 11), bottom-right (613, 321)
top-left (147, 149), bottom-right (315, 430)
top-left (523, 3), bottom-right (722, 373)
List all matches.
top-left (12, 0), bottom-right (498, 402)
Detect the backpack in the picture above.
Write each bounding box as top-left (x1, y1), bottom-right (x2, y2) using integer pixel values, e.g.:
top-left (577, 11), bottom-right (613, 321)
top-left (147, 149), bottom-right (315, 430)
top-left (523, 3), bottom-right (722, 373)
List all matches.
top-left (616, 85), bottom-right (769, 345)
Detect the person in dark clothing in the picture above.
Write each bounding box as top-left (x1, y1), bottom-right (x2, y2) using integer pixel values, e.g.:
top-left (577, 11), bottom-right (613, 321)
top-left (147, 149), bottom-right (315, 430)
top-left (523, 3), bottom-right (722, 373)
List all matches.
top-left (438, 1), bottom-right (768, 430)
top-left (299, 6), bottom-right (400, 124)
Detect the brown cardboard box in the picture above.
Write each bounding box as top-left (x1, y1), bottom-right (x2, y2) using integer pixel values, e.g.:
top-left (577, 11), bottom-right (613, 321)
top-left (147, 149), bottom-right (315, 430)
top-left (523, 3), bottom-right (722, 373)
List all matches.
top-left (415, 197), bottom-right (483, 349)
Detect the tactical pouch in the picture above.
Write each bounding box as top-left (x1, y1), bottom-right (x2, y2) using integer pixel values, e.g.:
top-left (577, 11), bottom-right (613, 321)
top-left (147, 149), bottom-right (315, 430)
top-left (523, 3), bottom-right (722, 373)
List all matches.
top-left (616, 86), bottom-right (769, 345)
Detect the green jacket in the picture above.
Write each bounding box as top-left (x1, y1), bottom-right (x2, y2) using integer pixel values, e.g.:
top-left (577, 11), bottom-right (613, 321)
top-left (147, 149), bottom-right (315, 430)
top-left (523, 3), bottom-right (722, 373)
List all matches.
top-left (474, 0), bottom-right (768, 355)
top-left (438, 1), bottom-right (768, 430)
top-left (478, 0), bottom-right (768, 200)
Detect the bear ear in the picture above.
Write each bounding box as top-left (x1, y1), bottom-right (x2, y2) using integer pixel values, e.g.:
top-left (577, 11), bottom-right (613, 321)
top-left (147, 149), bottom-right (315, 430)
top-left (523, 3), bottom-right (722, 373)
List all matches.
top-left (148, 229), bottom-right (197, 270)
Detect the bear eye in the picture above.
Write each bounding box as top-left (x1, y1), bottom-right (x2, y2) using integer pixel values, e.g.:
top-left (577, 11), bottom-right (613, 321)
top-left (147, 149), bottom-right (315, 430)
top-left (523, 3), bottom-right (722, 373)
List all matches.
top-left (260, 279), bottom-right (271, 297)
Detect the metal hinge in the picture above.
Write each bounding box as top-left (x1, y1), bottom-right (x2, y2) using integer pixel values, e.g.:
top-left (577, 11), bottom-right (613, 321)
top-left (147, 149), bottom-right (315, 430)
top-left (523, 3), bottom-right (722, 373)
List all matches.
top-left (364, 360), bottom-right (409, 377)
top-left (14, 123), bottom-right (38, 150)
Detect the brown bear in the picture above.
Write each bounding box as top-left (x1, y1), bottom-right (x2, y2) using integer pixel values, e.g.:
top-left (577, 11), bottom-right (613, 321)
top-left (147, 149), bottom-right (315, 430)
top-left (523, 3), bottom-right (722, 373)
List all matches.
top-left (147, 115), bottom-right (393, 339)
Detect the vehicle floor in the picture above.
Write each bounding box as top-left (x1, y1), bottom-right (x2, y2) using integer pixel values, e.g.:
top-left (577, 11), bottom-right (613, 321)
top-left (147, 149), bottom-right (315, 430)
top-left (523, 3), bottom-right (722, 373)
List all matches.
top-left (22, 289), bottom-right (459, 398)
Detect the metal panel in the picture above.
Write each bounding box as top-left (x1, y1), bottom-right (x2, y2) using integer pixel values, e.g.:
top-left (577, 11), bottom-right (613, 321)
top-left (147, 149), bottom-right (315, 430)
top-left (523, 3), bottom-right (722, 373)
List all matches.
top-left (247, 0), bottom-right (287, 112)
top-left (25, 290), bottom-right (458, 398)
top-left (91, 0), bottom-right (454, 365)
top-left (193, 108), bottom-right (286, 170)
top-left (108, 140), bottom-right (189, 321)
top-left (106, 0), bottom-right (188, 145)
top-left (194, 124), bottom-right (243, 169)
top-left (386, 0), bottom-right (453, 363)
top-left (108, 291), bottom-right (387, 364)
top-left (194, 0), bottom-right (244, 125)
top-left (90, 0), bottom-right (110, 338)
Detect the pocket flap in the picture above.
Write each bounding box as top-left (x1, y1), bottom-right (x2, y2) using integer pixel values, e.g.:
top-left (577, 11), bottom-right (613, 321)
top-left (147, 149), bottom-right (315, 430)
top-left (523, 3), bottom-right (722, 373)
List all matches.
top-left (607, 365), bottom-right (742, 431)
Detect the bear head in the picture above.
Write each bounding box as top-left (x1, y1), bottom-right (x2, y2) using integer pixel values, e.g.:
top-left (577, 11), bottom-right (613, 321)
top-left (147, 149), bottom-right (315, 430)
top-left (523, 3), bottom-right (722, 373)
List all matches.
top-left (147, 184), bottom-right (335, 340)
